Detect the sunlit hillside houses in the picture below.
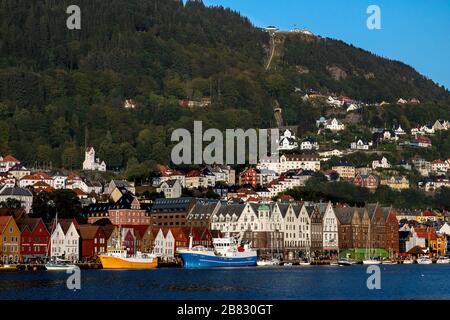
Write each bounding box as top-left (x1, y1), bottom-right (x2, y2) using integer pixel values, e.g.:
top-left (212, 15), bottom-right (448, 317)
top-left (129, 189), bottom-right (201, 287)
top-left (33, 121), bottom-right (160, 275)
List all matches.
top-left (318, 118), bottom-right (345, 132)
top-left (372, 156), bottom-right (391, 170)
top-left (278, 129), bottom-right (298, 151)
top-left (300, 137), bottom-right (319, 150)
top-left (0, 155), bottom-right (21, 173)
top-left (351, 138), bottom-right (372, 150)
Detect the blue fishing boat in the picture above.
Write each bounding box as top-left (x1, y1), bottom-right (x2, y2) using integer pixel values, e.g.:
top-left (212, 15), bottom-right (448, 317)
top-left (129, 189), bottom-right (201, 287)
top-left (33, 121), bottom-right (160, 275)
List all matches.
top-left (178, 236), bottom-right (257, 268)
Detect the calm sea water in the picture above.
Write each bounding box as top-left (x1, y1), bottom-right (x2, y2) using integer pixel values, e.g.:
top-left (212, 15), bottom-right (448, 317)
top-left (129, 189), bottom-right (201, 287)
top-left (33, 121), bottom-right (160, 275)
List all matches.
top-left (1, 264), bottom-right (450, 300)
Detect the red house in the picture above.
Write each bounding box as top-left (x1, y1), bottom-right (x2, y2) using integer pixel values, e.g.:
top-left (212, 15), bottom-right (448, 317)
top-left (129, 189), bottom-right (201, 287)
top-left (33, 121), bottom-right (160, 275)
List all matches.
top-left (354, 174), bottom-right (378, 190)
top-left (77, 225), bottom-right (107, 260)
top-left (122, 228), bottom-right (136, 255)
top-left (18, 218), bottom-right (50, 261)
top-left (239, 167), bottom-right (257, 187)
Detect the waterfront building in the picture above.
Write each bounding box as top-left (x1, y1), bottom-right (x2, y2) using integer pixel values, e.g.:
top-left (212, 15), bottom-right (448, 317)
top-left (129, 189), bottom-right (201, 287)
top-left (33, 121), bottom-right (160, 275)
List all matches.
top-left (186, 201), bottom-right (221, 228)
top-left (77, 225), bottom-right (107, 260)
top-left (150, 197), bottom-right (196, 228)
top-left (17, 218), bottom-right (50, 261)
top-left (0, 216), bottom-right (21, 263)
top-left (49, 218), bottom-right (80, 262)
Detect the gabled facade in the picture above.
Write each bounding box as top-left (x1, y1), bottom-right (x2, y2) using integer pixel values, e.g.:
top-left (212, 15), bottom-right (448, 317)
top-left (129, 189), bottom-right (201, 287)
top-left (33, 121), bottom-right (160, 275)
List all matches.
top-left (0, 216), bottom-right (21, 263)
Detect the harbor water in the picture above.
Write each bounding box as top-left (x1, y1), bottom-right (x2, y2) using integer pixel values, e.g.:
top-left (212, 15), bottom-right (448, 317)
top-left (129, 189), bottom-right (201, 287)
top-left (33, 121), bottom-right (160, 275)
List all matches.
top-left (1, 264), bottom-right (450, 300)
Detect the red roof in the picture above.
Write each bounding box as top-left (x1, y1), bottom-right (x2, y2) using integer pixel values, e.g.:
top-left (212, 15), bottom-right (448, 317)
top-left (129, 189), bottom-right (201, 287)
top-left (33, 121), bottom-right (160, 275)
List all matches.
top-left (1, 155), bottom-right (19, 162)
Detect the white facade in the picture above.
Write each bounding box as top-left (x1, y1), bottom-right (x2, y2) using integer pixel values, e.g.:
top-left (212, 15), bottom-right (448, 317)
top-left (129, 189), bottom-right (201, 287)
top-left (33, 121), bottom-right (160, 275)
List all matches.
top-left (320, 202), bottom-right (339, 251)
top-left (279, 154), bottom-right (320, 173)
top-left (351, 139), bottom-right (372, 150)
top-left (372, 157), bottom-right (391, 170)
top-left (157, 179), bottom-right (182, 198)
top-left (50, 222), bottom-right (79, 262)
top-left (83, 147), bottom-right (106, 172)
top-left (52, 176), bottom-right (67, 189)
top-left (325, 118), bottom-right (345, 132)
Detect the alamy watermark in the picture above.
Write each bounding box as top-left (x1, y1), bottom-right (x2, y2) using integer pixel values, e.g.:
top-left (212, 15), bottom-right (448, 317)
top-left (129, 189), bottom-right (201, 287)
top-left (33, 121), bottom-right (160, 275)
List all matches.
top-left (171, 121), bottom-right (279, 165)
top-left (366, 265), bottom-right (381, 290)
top-left (367, 5), bottom-right (381, 30)
top-left (67, 266), bottom-right (81, 291)
top-left (66, 5), bottom-right (81, 30)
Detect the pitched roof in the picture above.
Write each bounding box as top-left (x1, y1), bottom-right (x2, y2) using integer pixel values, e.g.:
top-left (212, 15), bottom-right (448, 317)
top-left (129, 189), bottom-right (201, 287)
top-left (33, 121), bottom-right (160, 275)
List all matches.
top-left (17, 218), bottom-right (47, 233)
top-left (0, 187), bottom-right (32, 197)
top-left (77, 225), bottom-right (100, 240)
top-left (334, 207), bottom-right (356, 224)
top-left (1, 155), bottom-right (19, 162)
top-left (0, 216), bottom-right (13, 233)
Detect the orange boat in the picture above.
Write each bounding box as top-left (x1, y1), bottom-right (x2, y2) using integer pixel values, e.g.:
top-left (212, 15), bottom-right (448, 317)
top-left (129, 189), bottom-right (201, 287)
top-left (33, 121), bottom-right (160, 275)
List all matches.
top-left (100, 248), bottom-right (158, 269)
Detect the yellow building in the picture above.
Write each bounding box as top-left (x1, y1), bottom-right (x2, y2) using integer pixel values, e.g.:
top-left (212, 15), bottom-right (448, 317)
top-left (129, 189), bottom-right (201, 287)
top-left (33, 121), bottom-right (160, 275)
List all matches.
top-left (0, 216), bottom-right (21, 264)
top-left (430, 234), bottom-right (447, 257)
top-left (380, 176), bottom-right (410, 191)
top-left (332, 164), bottom-right (356, 180)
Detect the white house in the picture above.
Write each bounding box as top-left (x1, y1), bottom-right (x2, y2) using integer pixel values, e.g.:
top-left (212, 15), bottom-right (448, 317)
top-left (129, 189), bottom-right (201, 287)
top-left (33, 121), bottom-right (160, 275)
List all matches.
top-left (157, 179), bottom-right (182, 198)
top-left (153, 229), bottom-right (166, 257)
top-left (405, 227), bottom-right (427, 253)
top-left (324, 118), bottom-right (345, 132)
top-left (294, 204), bottom-right (311, 250)
top-left (279, 154), bottom-right (320, 173)
top-left (439, 223), bottom-right (450, 236)
top-left (372, 157), bottom-right (391, 170)
top-left (82, 147), bottom-right (106, 172)
top-left (52, 175), bottom-right (67, 189)
top-left (394, 125), bottom-right (406, 136)
top-left (278, 129), bottom-right (298, 151)
top-left (0, 187), bottom-right (33, 213)
top-left (50, 219), bottom-right (80, 262)
top-left (319, 149), bottom-right (344, 161)
top-left (300, 138), bottom-right (319, 150)
top-left (351, 138), bottom-right (372, 150)
top-left (317, 202), bottom-right (339, 251)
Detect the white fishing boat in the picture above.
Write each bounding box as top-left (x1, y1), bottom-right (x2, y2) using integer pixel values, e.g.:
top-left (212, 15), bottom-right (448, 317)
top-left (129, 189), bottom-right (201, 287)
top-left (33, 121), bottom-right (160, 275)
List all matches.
top-left (417, 256), bottom-right (432, 264)
top-left (283, 262), bottom-right (293, 266)
top-left (45, 258), bottom-right (76, 271)
top-left (299, 261), bottom-right (311, 266)
top-left (436, 256), bottom-right (450, 264)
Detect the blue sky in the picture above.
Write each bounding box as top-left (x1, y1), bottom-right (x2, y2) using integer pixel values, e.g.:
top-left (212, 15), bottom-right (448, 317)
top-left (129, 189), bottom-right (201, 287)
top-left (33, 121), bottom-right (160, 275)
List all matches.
top-left (202, 0), bottom-right (450, 90)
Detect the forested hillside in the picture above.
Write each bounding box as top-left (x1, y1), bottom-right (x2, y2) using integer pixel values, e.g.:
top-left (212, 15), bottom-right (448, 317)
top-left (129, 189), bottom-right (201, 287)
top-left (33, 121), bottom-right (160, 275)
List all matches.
top-left (0, 0), bottom-right (448, 173)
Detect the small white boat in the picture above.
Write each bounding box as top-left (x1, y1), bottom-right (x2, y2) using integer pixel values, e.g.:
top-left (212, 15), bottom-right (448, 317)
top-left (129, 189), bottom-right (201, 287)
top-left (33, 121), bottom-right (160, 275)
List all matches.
top-left (436, 257), bottom-right (450, 264)
top-left (402, 258), bottom-right (414, 264)
top-left (284, 262), bottom-right (293, 266)
top-left (45, 258), bottom-right (77, 271)
top-left (257, 258), bottom-right (280, 266)
top-left (381, 260), bottom-right (398, 265)
top-left (417, 256), bottom-right (432, 264)
top-left (329, 261), bottom-right (339, 266)
top-left (338, 258), bottom-right (356, 266)
top-left (299, 261), bottom-right (311, 266)
top-left (363, 259), bottom-right (381, 265)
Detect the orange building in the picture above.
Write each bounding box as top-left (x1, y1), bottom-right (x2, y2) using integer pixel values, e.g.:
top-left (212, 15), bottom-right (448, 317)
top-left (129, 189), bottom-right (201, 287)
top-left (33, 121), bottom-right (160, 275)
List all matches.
top-left (0, 216), bottom-right (21, 263)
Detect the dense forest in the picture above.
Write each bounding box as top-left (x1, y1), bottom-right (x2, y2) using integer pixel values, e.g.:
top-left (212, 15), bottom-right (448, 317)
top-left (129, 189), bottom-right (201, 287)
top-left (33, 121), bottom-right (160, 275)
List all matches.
top-left (0, 0), bottom-right (449, 174)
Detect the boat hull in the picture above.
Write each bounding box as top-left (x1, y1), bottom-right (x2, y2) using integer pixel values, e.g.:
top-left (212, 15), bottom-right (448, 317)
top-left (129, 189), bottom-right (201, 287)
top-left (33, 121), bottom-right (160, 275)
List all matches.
top-left (179, 252), bottom-right (257, 268)
top-left (99, 256), bottom-right (158, 269)
top-left (363, 260), bottom-right (381, 265)
top-left (45, 264), bottom-right (76, 271)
